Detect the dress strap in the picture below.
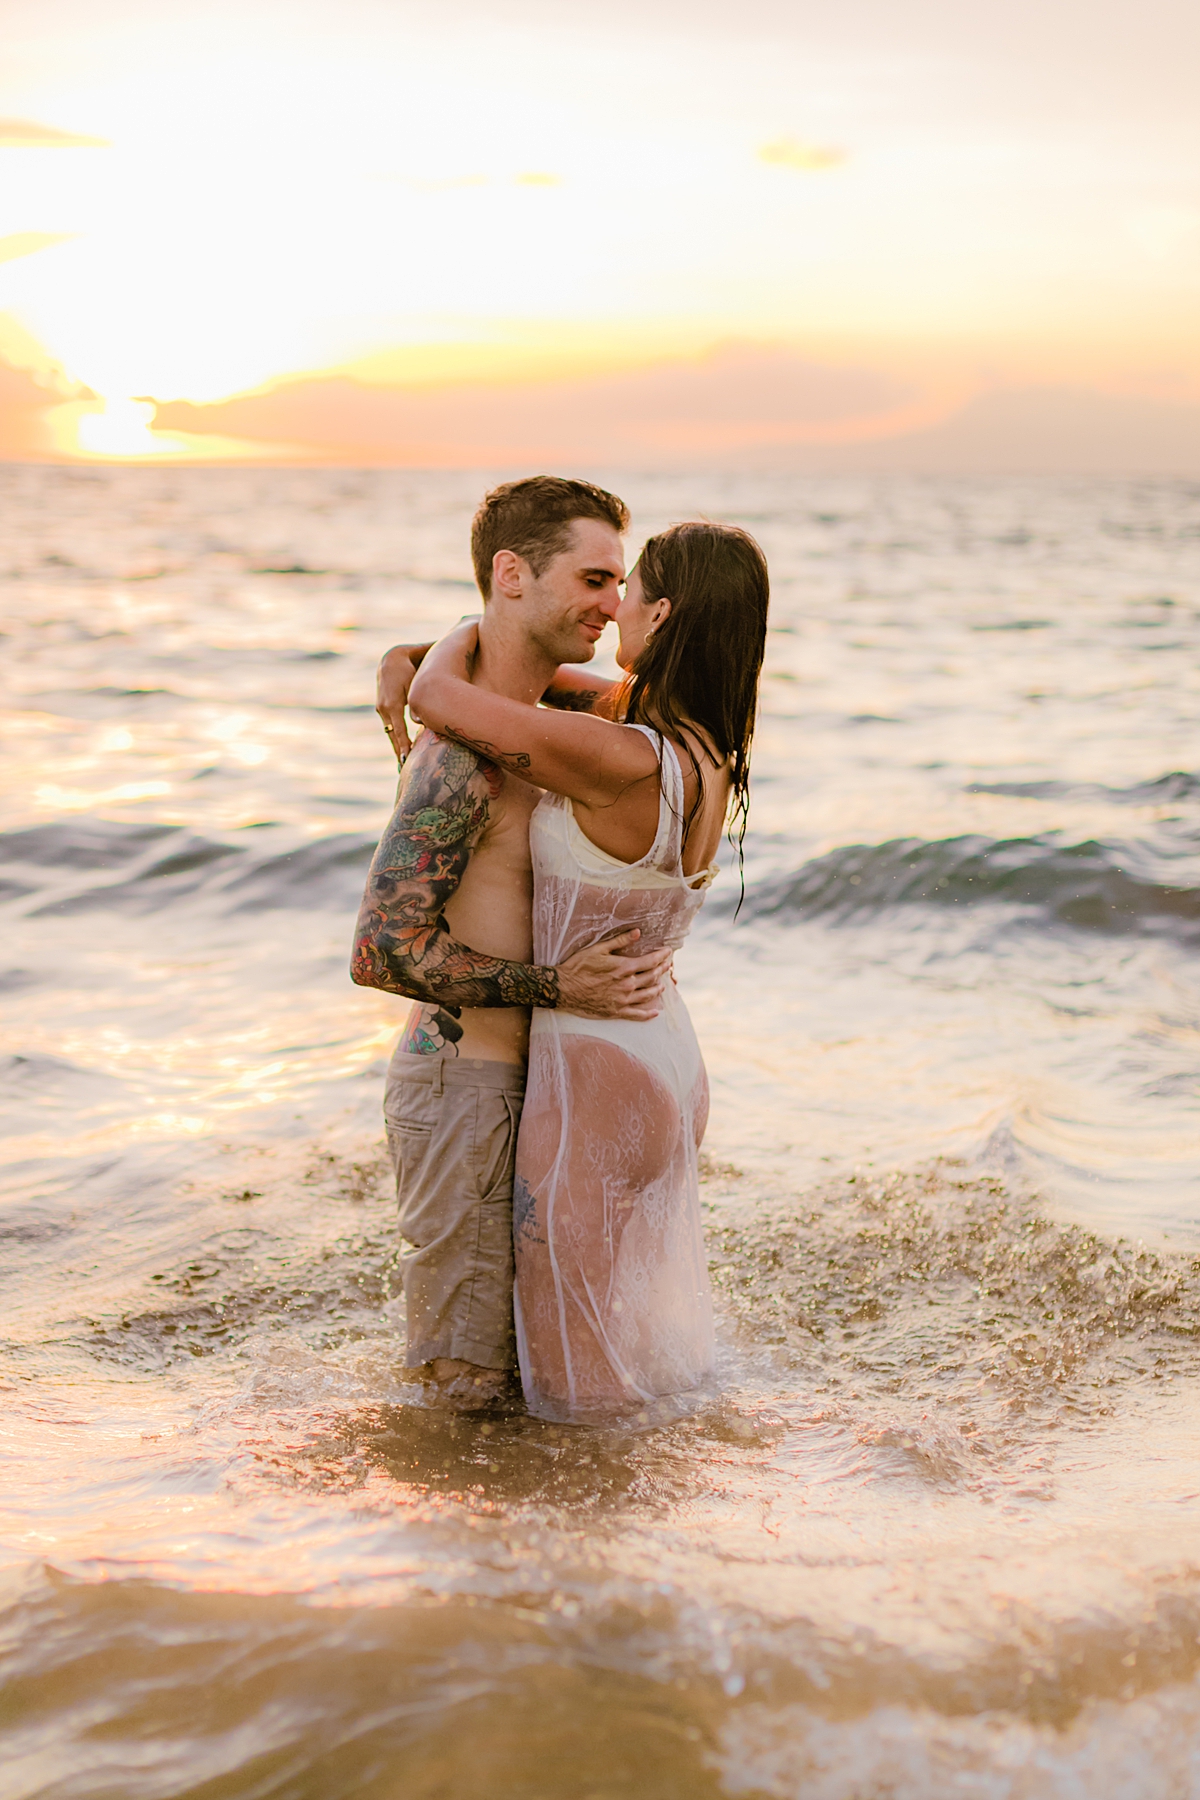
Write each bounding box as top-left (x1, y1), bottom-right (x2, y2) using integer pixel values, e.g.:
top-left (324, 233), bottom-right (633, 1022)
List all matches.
top-left (627, 723), bottom-right (686, 874)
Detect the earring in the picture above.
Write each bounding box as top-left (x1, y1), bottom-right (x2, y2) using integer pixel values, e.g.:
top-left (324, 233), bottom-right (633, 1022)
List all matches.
top-left (645, 627), bottom-right (656, 639)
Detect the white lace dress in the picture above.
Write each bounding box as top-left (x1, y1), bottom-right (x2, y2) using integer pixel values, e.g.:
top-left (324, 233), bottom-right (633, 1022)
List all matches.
top-left (513, 726), bottom-right (717, 1421)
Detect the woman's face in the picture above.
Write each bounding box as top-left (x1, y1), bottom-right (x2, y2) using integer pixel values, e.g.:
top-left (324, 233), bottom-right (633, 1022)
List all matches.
top-left (613, 562), bottom-right (670, 671)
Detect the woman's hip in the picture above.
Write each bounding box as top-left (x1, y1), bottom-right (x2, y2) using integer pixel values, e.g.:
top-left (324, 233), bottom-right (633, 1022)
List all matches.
top-left (532, 995), bottom-right (700, 1089)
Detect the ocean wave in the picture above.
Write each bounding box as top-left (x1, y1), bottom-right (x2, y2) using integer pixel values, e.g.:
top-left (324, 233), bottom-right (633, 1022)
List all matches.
top-left (1, 818), bottom-right (174, 871)
top-left (222, 836), bottom-right (378, 911)
top-left (717, 1687), bottom-right (1200, 1800)
top-left (0, 1052), bottom-right (128, 1108)
top-left (968, 770), bottom-right (1200, 806)
top-left (731, 832), bottom-right (1200, 938)
top-left (1, 819), bottom-right (376, 917)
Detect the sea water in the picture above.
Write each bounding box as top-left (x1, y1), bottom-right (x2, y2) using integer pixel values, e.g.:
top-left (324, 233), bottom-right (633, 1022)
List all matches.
top-left (2, 463), bottom-right (1200, 1797)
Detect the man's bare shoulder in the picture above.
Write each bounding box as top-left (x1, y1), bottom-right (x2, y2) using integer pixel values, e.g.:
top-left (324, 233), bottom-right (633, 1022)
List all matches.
top-left (394, 729), bottom-right (504, 833)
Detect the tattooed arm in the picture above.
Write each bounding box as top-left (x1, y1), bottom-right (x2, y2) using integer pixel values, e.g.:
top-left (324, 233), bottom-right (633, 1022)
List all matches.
top-left (352, 729), bottom-right (673, 1027)
top-left (350, 731), bottom-right (560, 1010)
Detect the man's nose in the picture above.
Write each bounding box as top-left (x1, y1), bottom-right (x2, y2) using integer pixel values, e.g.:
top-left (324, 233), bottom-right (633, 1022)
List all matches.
top-left (596, 582), bottom-right (623, 620)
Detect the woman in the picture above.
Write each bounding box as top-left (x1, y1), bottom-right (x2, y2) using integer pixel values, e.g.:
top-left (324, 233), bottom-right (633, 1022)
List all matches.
top-left (409, 522), bottom-right (769, 1420)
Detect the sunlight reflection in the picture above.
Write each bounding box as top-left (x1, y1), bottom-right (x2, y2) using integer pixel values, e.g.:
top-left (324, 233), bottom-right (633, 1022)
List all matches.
top-left (33, 780), bottom-right (172, 809)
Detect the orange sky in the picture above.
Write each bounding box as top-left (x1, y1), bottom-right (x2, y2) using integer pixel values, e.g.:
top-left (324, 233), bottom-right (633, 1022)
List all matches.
top-left (1, 0), bottom-right (1198, 469)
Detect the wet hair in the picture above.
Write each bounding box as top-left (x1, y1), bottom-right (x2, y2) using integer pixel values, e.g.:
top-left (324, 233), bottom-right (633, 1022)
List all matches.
top-left (621, 521), bottom-right (769, 890)
top-left (471, 476), bottom-right (630, 600)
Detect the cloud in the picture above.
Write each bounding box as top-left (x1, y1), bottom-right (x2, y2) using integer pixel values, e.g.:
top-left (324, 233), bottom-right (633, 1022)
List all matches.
top-left (827, 385), bottom-right (1200, 475)
top-left (0, 232), bottom-right (75, 266)
top-left (401, 174), bottom-right (489, 191)
top-left (758, 138), bottom-right (847, 171)
top-left (372, 171), bottom-right (562, 190)
top-left (138, 363), bottom-right (1200, 476)
top-left (12, 326), bottom-right (1196, 474)
top-left (146, 344), bottom-right (914, 465)
top-left (0, 117), bottom-right (109, 148)
top-left (0, 358), bottom-right (71, 455)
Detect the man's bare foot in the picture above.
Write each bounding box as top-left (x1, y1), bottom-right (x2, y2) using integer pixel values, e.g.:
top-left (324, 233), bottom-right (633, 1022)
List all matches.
top-left (426, 1357), bottom-right (510, 1409)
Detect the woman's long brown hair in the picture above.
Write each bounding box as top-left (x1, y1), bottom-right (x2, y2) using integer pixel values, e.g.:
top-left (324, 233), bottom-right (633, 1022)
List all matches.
top-left (620, 521), bottom-right (769, 895)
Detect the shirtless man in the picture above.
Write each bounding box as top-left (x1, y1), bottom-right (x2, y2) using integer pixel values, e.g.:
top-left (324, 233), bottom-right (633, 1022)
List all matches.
top-left (351, 477), bottom-right (668, 1407)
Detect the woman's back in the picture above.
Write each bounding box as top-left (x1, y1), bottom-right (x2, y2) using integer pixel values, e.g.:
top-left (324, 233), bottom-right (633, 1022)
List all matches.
top-left (532, 724), bottom-right (720, 963)
top-left (550, 703), bottom-right (732, 877)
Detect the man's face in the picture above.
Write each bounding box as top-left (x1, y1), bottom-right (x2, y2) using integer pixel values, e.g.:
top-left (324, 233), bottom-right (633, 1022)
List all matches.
top-left (522, 518), bottom-right (626, 664)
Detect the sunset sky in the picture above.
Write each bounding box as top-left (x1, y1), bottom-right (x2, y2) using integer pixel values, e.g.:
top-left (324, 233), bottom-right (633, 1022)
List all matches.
top-left (1, 0), bottom-right (1198, 468)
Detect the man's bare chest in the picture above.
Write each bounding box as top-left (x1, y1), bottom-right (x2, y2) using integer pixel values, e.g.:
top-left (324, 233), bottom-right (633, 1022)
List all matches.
top-left (478, 772), bottom-right (540, 870)
top-left (443, 771), bottom-right (538, 960)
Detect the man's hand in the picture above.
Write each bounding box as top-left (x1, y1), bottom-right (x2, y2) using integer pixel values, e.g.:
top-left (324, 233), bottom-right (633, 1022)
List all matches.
top-left (554, 929), bottom-right (672, 1021)
top-left (376, 647), bottom-right (418, 760)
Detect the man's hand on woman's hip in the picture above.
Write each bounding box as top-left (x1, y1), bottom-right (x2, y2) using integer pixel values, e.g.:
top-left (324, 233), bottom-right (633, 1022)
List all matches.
top-left (553, 930), bottom-right (671, 1022)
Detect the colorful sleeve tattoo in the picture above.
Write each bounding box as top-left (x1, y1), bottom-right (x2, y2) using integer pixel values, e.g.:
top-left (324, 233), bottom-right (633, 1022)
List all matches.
top-left (350, 732), bottom-right (559, 1013)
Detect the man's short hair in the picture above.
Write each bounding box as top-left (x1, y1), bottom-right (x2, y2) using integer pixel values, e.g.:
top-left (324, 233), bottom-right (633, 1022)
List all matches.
top-left (470, 476), bottom-right (630, 599)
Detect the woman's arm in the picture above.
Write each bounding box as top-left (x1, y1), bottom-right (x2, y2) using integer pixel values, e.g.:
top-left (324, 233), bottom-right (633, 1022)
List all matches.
top-left (377, 641), bottom-right (619, 760)
top-left (541, 666), bottom-right (620, 716)
top-left (375, 641), bottom-right (434, 760)
top-left (408, 623), bottom-right (658, 808)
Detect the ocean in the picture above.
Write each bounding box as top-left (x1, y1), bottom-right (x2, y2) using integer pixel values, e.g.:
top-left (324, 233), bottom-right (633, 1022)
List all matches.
top-left (2, 461), bottom-right (1200, 1797)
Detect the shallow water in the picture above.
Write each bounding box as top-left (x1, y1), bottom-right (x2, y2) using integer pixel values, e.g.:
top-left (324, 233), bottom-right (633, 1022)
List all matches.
top-left (2, 464), bottom-right (1200, 1797)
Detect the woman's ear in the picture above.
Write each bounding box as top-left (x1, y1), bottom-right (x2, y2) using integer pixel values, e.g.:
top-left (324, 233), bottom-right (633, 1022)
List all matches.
top-left (651, 596), bottom-right (672, 630)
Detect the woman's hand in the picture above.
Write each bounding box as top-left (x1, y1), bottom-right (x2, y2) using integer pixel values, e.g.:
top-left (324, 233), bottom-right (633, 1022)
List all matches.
top-left (407, 619), bottom-right (480, 728)
top-left (376, 647), bottom-right (418, 759)
top-left (376, 620), bottom-right (479, 760)
top-left (553, 929), bottom-right (672, 1021)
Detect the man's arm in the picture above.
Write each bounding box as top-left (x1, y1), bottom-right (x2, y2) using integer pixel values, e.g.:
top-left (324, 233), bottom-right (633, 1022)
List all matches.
top-left (352, 730), bottom-right (673, 1023)
top-left (354, 723), bottom-right (676, 1022)
top-left (350, 731), bottom-right (559, 1010)
top-left (540, 666), bottom-right (621, 717)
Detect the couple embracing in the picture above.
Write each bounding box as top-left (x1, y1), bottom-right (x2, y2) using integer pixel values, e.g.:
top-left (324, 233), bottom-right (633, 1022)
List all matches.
top-left (352, 476), bottom-right (768, 1422)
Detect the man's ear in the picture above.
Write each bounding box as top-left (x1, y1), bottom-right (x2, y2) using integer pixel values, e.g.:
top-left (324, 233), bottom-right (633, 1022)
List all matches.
top-left (492, 549), bottom-right (525, 600)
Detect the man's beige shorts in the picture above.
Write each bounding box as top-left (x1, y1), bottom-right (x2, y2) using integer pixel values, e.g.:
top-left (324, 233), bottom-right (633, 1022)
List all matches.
top-left (384, 1051), bottom-right (525, 1371)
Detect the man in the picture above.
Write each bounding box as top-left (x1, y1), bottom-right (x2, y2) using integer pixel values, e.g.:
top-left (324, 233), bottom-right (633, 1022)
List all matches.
top-left (351, 476), bottom-right (668, 1408)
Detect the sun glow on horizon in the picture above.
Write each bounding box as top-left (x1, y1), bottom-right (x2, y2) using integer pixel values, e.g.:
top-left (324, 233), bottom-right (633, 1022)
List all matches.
top-left (74, 397), bottom-right (172, 457)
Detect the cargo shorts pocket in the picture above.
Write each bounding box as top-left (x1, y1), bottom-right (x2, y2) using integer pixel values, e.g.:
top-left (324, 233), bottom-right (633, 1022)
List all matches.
top-left (383, 1065), bottom-right (439, 1134)
top-left (386, 1114), bottom-right (429, 1187)
top-left (384, 1081), bottom-right (438, 1237)
top-left (473, 1091), bottom-right (519, 1205)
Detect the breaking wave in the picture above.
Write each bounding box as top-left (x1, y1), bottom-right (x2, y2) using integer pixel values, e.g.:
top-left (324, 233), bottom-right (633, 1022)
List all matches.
top-left (730, 831), bottom-right (1200, 940)
top-left (706, 1157), bottom-right (1200, 1475)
